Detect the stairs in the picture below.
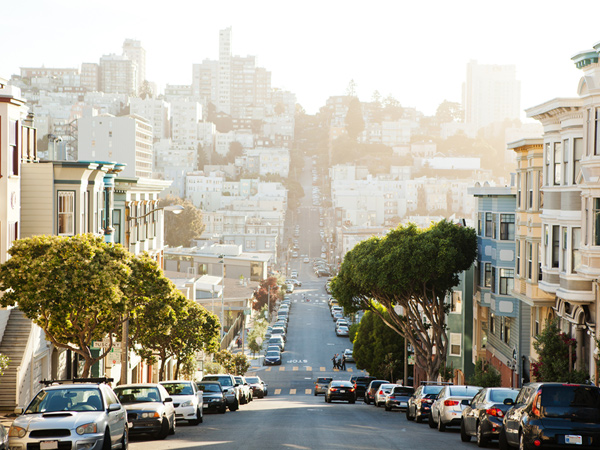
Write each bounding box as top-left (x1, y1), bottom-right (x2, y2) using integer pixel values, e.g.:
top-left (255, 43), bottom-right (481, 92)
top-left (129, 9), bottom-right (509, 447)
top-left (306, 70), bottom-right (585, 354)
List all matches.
top-left (0, 309), bottom-right (32, 410)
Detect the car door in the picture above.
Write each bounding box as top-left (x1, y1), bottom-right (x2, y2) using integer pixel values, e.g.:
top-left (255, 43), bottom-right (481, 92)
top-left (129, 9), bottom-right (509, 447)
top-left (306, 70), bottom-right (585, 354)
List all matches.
top-left (466, 390), bottom-right (484, 434)
top-left (503, 386), bottom-right (531, 446)
top-left (104, 387), bottom-right (126, 445)
top-left (410, 387), bottom-right (422, 415)
top-left (432, 387), bottom-right (445, 422)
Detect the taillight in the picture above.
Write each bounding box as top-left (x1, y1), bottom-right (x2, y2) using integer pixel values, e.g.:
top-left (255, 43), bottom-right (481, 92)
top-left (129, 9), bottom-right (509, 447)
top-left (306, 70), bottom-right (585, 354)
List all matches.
top-left (444, 400), bottom-right (459, 406)
top-left (378, 390), bottom-right (384, 395)
top-left (531, 389), bottom-right (542, 417)
top-left (330, 388), bottom-right (338, 392)
top-left (349, 388), bottom-right (355, 392)
top-left (486, 407), bottom-right (504, 417)
top-left (421, 399), bottom-right (430, 404)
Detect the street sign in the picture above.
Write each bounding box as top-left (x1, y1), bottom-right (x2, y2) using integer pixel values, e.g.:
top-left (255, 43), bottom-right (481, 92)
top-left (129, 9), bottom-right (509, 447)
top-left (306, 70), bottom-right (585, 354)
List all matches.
top-left (407, 355), bottom-right (415, 365)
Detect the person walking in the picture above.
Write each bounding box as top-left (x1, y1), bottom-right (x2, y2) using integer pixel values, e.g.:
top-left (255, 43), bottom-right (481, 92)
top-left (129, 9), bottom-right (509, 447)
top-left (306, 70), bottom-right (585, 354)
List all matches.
top-left (332, 354), bottom-right (338, 370)
top-left (341, 354), bottom-right (346, 371)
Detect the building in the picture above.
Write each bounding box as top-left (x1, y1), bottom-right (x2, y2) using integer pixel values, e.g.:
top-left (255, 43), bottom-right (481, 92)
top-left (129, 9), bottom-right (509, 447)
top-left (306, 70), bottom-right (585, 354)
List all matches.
top-left (78, 114), bottom-right (154, 178)
top-left (99, 54), bottom-right (137, 95)
top-left (122, 39), bottom-right (146, 94)
top-left (129, 97), bottom-right (171, 141)
top-left (80, 62), bottom-right (99, 92)
top-left (463, 60), bottom-right (521, 130)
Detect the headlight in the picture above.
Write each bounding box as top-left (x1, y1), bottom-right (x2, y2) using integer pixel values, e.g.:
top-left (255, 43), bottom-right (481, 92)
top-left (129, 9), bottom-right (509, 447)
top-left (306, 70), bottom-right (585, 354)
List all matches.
top-left (76, 423), bottom-right (97, 435)
top-left (8, 426), bottom-right (26, 438)
top-left (180, 400), bottom-right (193, 407)
top-left (141, 412), bottom-right (160, 419)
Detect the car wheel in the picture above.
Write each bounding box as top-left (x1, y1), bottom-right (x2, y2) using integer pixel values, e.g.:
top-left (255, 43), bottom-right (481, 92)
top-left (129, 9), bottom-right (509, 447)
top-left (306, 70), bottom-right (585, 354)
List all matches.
top-left (120, 427), bottom-right (128, 450)
top-left (189, 409), bottom-right (201, 426)
top-left (229, 399), bottom-right (239, 411)
top-left (314, 390), bottom-right (317, 396)
top-left (477, 422), bottom-right (488, 448)
top-left (169, 416), bottom-right (176, 435)
top-left (428, 412), bottom-right (436, 428)
top-left (498, 429), bottom-right (510, 450)
top-left (437, 414), bottom-right (446, 432)
top-left (460, 419), bottom-right (471, 442)
top-left (349, 399), bottom-right (355, 404)
top-left (157, 418), bottom-right (170, 439)
top-left (102, 429), bottom-right (111, 450)
top-left (406, 408), bottom-right (414, 421)
top-left (416, 412), bottom-right (423, 423)
top-left (385, 404), bottom-right (391, 411)
top-left (519, 431), bottom-right (529, 450)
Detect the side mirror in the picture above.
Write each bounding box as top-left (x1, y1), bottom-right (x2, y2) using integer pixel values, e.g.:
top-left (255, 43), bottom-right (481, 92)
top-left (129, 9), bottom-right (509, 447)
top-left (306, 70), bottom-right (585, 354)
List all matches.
top-left (164, 397), bottom-right (173, 403)
top-left (504, 398), bottom-right (514, 406)
top-left (14, 407), bottom-right (23, 415)
top-left (461, 399), bottom-right (471, 406)
top-left (234, 383), bottom-right (240, 387)
top-left (108, 403), bottom-right (121, 412)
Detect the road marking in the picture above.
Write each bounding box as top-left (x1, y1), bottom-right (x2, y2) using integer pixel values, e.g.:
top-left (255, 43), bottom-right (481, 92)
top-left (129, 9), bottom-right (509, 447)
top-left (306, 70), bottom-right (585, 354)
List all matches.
top-left (274, 389), bottom-right (281, 395)
top-left (279, 366), bottom-right (285, 371)
top-left (348, 368), bottom-right (353, 372)
top-left (333, 368), bottom-right (339, 372)
top-left (290, 389), bottom-right (296, 395)
top-left (306, 366), bottom-right (312, 371)
top-left (320, 367), bottom-right (325, 372)
top-left (293, 366), bottom-right (298, 371)
top-left (305, 388), bottom-right (312, 395)
top-left (266, 367), bottom-right (271, 372)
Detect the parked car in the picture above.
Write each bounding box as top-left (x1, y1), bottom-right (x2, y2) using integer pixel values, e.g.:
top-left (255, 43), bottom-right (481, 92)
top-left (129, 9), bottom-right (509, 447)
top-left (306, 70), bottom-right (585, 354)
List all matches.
top-left (201, 374), bottom-right (240, 411)
top-left (429, 385), bottom-right (482, 431)
top-left (114, 383), bottom-right (176, 439)
top-left (303, 257), bottom-right (310, 263)
top-left (292, 279), bottom-right (302, 287)
top-left (264, 350), bottom-right (282, 365)
top-left (267, 335), bottom-right (285, 352)
top-left (330, 306), bottom-right (343, 317)
top-left (335, 325), bottom-right (349, 337)
top-left (232, 377), bottom-right (250, 405)
top-left (460, 387), bottom-right (518, 446)
top-left (271, 326), bottom-right (287, 341)
top-left (10, 379), bottom-right (128, 450)
top-left (364, 380), bottom-right (390, 405)
top-left (159, 380), bottom-right (203, 425)
top-left (245, 376), bottom-right (268, 398)
top-left (499, 382), bottom-right (600, 450)
top-left (354, 376), bottom-right (376, 398)
top-left (335, 319), bottom-right (349, 328)
top-left (343, 348), bottom-right (354, 363)
top-left (325, 380), bottom-right (356, 403)
top-left (0, 423), bottom-right (7, 450)
top-left (314, 377), bottom-right (333, 396)
top-left (332, 312), bottom-right (344, 322)
top-left (196, 380), bottom-right (227, 414)
top-left (385, 386), bottom-right (415, 411)
top-left (406, 382), bottom-right (451, 422)
top-left (286, 283), bottom-right (294, 293)
top-left (374, 383), bottom-right (398, 407)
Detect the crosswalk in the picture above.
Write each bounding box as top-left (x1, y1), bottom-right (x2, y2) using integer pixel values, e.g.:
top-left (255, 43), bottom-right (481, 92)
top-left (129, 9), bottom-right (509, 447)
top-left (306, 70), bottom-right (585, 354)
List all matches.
top-left (264, 366), bottom-right (355, 372)
top-left (269, 388), bottom-right (354, 396)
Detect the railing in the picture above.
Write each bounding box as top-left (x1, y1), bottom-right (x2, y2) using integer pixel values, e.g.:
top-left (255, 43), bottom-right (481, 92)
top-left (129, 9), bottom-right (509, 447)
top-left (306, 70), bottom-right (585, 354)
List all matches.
top-left (220, 313), bottom-right (244, 350)
top-left (15, 312), bottom-right (35, 408)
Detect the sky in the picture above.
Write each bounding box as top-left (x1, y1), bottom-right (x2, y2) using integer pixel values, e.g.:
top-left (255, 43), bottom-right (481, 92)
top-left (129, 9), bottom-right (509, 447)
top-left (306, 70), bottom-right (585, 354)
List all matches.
top-left (3, 0), bottom-right (600, 117)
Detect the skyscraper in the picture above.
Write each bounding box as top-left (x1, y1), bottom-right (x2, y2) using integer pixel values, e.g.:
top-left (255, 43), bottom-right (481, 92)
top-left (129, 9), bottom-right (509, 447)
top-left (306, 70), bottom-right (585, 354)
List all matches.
top-left (123, 39), bottom-right (146, 94)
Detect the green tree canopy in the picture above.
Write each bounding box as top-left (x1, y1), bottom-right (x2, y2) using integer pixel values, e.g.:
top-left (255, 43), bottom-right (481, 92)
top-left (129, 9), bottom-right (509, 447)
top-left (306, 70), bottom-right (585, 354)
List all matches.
top-left (0, 235), bottom-right (132, 377)
top-left (345, 97), bottom-right (365, 141)
top-left (159, 196), bottom-right (206, 247)
top-left (252, 277), bottom-right (281, 314)
top-left (330, 220), bottom-right (477, 380)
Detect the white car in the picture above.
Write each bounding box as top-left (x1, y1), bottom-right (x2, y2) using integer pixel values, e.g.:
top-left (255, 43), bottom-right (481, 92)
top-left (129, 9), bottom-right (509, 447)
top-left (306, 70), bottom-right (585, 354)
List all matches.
top-left (343, 348), bottom-right (354, 363)
top-left (160, 380), bottom-right (203, 425)
top-left (303, 257), bottom-right (310, 263)
top-left (374, 383), bottom-right (398, 407)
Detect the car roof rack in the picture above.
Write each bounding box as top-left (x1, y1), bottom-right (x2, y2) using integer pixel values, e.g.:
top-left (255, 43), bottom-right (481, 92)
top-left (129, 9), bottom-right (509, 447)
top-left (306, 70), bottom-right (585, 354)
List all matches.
top-left (40, 377), bottom-right (114, 386)
top-left (420, 381), bottom-right (453, 385)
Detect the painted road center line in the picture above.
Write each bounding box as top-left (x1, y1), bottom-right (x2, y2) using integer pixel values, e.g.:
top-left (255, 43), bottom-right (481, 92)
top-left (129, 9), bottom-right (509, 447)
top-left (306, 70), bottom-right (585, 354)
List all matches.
top-left (306, 366), bottom-right (312, 371)
top-left (320, 367), bottom-right (325, 371)
top-left (265, 367), bottom-right (271, 372)
top-left (293, 366), bottom-right (298, 371)
top-left (290, 389), bottom-right (296, 395)
top-left (274, 389), bottom-right (281, 395)
top-left (305, 389), bottom-right (312, 394)
top-left (279, 366), bottom-right (285, 371)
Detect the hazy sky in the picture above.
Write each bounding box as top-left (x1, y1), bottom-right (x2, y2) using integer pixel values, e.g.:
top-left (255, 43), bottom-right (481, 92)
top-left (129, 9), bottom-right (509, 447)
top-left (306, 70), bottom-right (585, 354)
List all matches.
top-left (3, 0), bottom-right (600, 116)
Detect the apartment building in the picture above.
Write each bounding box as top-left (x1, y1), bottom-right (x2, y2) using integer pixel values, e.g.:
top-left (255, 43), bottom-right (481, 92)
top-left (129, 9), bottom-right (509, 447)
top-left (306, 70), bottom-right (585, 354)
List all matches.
top-left (99, 54), bottom-right (137, 95)
top-left (122, 39), bottom-right (146, 94)
top-left (129, 97), bottom-right (171, 141)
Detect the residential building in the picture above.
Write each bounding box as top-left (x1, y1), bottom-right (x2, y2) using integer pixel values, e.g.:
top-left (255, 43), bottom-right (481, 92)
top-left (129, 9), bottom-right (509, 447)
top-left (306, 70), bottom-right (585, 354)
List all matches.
top-left (99, 54), bottom-right (137, 95)
top-left (122, 39), bottom-right (146, 94)
top-left (171, 100), bottom-right (202, 142)
top-left (80, 62), bottom-right (99, 91)
top-left (129, 97), bottom-right (171, 141)
top-left (78, 114), bottom-right (154, 178)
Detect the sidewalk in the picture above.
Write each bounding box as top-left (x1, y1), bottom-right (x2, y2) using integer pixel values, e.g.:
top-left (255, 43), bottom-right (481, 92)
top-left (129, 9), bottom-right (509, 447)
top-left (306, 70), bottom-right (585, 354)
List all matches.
top-left (229, 311), bottom-right (263, 370)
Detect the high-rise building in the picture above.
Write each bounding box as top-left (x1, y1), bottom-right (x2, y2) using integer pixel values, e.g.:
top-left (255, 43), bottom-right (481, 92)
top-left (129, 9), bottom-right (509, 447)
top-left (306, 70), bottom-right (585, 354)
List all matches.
top-left (462, 60), bottom-right (521, 130)
top-left (81, 62), bottom-right (99, 91)
top-left (218, 27), bottom-right (232, 115)
top-left (122, 39), bottom-right (146, 93)
top-left (129, 97), bottom-right (171, 141)
top-left (99, 54), bottom-right (137, 95)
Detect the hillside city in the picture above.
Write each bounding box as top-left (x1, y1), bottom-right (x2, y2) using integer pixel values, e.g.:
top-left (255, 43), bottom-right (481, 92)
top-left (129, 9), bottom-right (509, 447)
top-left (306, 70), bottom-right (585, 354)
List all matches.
top-left (0, 25), bottom-right (600, 450)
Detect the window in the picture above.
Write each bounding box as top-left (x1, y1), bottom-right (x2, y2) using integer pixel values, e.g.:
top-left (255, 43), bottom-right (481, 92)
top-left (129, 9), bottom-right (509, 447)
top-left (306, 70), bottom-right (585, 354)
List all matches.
top-left (478, 212), bottom-right (483, 236)
top-left (552, 225), bottom-right (560, 267)
top-left (499, 268), bottom-right (514, 295)
top-left (112, 210), bottom-right (121, 244)
top-left (562, 227), bottom-right (568, 271)
top-left (484, 263), bottom-right (492, 287)
top-left (595, 109), bottom-right (600, 156)
top-left (501, 317), bottom-right (511, 344)
top-left (491, 267), bottom-right (496, 293)
top-left (526, 171), bottom-right (532, 209)
top-left (490, 313), bottom-right (496, 335)
top-left (485, 213), bottom-right (493, 237)
top-left (58, 191), bottom-right (75, 235)
top-left (449, 333), bottom-right (461, 356)
top-left (563, 139), bottom-right (569, 185)
top-left (594, 199), bottom-right (600, 246)
top-left (574, 138), bottom-right (583, 183)
top-left (450, 291), bottom-right (462, 314)
top-left (538, 244), bottom-right (543, 281)
top-left (554, 142), bottom-right (562, 185)
top-left (516, 243), bottom-right (520, 276)
top-left (492, 214), bottom-right (498, 239)
top-left (572, 227), bottom-right (581, 273)
top-left (500, 214), bottom-right (515, 240)
top-left (517, 173), bottom-right (521, 209)
top-left (527, 242), bottom-right (533, 280)
top-left (9, 120), bottom-right (19, 176)
top-left (545, 143), bottom-right (551, 185)
top-left (534, 308), bottom-right (540, 337)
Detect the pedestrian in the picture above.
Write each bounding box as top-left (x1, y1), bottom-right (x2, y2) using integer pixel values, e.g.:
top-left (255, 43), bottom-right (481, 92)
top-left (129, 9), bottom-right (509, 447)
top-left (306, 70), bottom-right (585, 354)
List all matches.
top-left (331, 354), bottom-right (338, 370)
top-left (341, 354), bottom-right (346, 371)
top-left (236, 337), bottom-right (242, 349)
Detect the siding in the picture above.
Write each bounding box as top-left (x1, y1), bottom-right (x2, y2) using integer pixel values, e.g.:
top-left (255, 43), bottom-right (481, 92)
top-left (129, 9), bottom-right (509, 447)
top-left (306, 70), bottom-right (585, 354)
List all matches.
top-left (21, 164), bottom-right (54, 237)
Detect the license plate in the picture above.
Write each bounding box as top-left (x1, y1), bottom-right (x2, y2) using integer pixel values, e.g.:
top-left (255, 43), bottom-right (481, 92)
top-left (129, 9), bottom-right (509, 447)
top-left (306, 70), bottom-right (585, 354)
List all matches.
top-left (40, 442), bottom-right (58, 450)
top-left (203, 404), bottom-right (208, 408)
top-left (400, 401), bottom-right (407, 407)
top-left (340, 390), bottom-right (346, 393)
top-left (565, 435), bottom-right (582, 445)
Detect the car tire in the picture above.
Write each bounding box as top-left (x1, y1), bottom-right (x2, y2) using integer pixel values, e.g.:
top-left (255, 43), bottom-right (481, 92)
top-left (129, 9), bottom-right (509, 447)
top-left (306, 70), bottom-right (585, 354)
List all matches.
top-left (189, 409), bottom-right (201, 426)
top-left (102, 429), bottom-right (111, 450)
top-left (157, 418), bottom-right (170, 439)
top-left (229, 399), bottom-right (239, 412)
top-left (385, 404), bottom-right (391, 411)
top-left (120, 427), bottom-right (128, 450)
top-left (349, 399), bottom-right (355, 404)
top-left (477, 422), bottom-right (488, 448)
top-left (519, 431), bottom-right (529, 450)
top-left (428, 412), bottom-right (436, 428)
top-left (406, 408), bottom-right (414, 421)
top-left (314, 390), bottom-right (317, 396)
top-left (460, 420), bottom-right (471, 442)
top-left (437, 414), bottom-right (446, 432)
top-left (498, 429), bottom-right (510, 450)
top-left (169, 416), bottom-right (176, 435)
top-left (416, 413), bottom-right (423, 423)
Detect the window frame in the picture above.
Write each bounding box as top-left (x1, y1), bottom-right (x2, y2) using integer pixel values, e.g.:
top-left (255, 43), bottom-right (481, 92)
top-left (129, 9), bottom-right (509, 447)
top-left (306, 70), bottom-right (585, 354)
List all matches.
top-left (499, 268), bottom-right (514, 295)
top-left (500, 214), bottom-right (515, 241)
top-left (484, 263), bottom-right (492, 288)
top-left (57, 190), bottom-right (76, 236)
top-left (449, 333), bottom-right (462, 357)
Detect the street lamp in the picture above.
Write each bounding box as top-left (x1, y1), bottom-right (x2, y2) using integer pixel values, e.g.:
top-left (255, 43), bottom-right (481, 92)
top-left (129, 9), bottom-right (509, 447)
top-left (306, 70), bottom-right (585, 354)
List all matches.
top-left (218, 254), bottom-right (225, 335)
top-left (120, 204), bottom-right (184, 386)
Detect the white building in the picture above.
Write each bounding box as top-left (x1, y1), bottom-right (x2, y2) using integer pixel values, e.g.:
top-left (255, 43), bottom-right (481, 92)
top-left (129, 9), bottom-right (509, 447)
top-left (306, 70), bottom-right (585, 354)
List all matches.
top-left (171, 100), bottom-right (202, 142)
top-left (99, 54), bottom-right (137, 95)
top-left (129, 97), bottom-right (171, 141)
top-left (122, 39), bottom-right (146, 94)
top-left (244, 147), bottom-right (290, 177)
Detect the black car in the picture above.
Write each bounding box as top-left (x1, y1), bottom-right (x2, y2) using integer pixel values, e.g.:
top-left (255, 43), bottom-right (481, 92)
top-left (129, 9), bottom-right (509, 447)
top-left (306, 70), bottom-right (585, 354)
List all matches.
top-left (245, 376), bottom-right (268, 398)
top-left (385, 386), bottom-right (415, 412)
top-left (499, 382), bottom-right (600, 450)
top-left (196, 381), bottom-right (227, 414)
top-left (406, 383), bottom-right (449, 423)
top-left (364, 380), bottom-right (389, 405)
top-left (114, 383), bottom-right (176, 439)
top-left (325, 380), bottom-right (356, 403)
top-left (353, 376), bottom-right (376, 398)
top-left (264, 350), bottom-right (282, 365)
top-left (460, 387), bottom-right (518, 446)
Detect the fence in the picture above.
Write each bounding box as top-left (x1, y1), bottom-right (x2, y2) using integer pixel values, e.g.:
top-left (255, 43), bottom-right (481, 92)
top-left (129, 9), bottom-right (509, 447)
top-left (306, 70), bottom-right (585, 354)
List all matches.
top-left (220, 312), bottom-right (244, 350)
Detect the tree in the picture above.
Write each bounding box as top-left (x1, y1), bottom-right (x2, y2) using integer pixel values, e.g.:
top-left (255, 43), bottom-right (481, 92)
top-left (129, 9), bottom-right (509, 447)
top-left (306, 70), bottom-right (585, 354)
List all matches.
top-left (330, 220), bottom-right (477, 381)
top-left (435, 100), bottom-right (463, 123)
top-left (345, 79), bottom-right (357, 98)
top-left (0, 235), bottom-right (132, 377)
top-left (345, 97), bottom-right (365, 141)
top-left (532, 318), bottom-right (588, 383)
top-left (353, 309), bottom-right (405, 380)
top-left (252, 277), bottom-right (281, 314)
top-left (159, 196), bottom-right (205, 247)
top-left (468, 359), bottom-right (501, 387)
top-left (139, 81), bottom-right (154, 99)
top-left (0, 354), bottom-right (9, 377)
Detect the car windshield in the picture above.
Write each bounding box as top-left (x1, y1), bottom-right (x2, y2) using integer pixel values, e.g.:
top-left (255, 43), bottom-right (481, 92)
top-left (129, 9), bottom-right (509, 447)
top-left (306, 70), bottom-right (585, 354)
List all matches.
top-left (317, 378), bottom-right (332, 384)
top-left (331, 381), bottom-right (353, 387)
top-left (541, 385), bottom-right (600, 408)
top-left (114, 386), bottom-right (161, 403)
top-left (204, 376), bottom-right (232, 387)
top-left (423, 385), bottom-right (444, 395)
top-left (448, 386), bottom-right (481, 397)
top-left (393, 387), bottom-right (415, 395)
top-left (245, 377), bottom-right (259, 383)
top-left (490, 389), bottom-right (518, 403)
top-left (161, 382), bottom-right (194, 395)
top-left (197, 383), bottom-right (221, 393)
top-left (266, 351), bottom-right (280, 357)
top-left (25, 387), bottom-right (104, 413)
